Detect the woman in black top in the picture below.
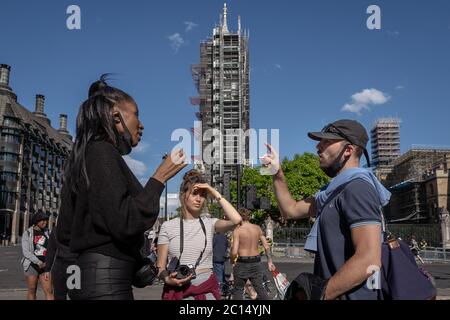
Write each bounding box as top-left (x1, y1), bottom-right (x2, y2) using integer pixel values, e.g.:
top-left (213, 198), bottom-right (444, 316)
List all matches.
top-left (56, 75), bottom-right (186, 300)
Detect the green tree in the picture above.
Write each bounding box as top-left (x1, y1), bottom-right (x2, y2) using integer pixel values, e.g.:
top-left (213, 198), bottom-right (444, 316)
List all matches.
top-left (207, 202), bottom-right (224, 219)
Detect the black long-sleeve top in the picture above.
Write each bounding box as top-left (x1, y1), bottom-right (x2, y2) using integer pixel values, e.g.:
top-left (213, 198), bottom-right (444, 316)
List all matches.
top-left (44, 231), bottom-right (57, 273)
top-left (45, 226), bottom-right (78, 273)
top-left (56, 141), bottom-right (164, 262)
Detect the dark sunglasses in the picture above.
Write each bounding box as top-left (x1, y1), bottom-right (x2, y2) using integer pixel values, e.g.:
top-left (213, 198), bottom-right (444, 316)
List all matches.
top-left (321, 124), bottom-right (355, 145)
top-left (181, 174), bottom-right (206, 192)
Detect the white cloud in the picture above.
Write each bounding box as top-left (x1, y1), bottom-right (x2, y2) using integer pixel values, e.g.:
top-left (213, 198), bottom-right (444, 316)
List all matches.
top-left (133, 141), bottom-right (150, 154)
top-left (395, 85), bottom-right (405, 90)
top-left (123, 155), bottom-right (148, 177)
top-left (167, 33), bottom-right (184, 53)
top-left (184, 21), bottom-right (198, 32)
top-left (341, 88), bottom-right (391, 115)
top-left (274, 64), bottom-right (282, 70)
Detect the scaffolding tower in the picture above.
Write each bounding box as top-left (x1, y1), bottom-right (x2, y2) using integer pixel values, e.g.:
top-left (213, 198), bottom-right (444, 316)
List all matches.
top-left (371, 118), bottom-right (401, 168)
top-left (190, 3), bottom-right (250, 189)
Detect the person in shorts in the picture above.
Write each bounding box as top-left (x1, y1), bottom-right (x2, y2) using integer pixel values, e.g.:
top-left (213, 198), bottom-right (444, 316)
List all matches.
top-left (21, 210), bottom-right (54, 300)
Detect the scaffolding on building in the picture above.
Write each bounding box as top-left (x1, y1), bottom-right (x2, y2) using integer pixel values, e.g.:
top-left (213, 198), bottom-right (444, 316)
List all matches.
top-left (384, 147), bottom-right (450, 223)
top-left (386, 147), bottom-right (450, 186)
top-left (371, 118), bottom-right (401, 167)
top-left (189, 4), bottom-right (250, 189)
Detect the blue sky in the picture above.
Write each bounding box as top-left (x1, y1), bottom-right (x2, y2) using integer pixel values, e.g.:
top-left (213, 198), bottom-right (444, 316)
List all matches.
top-left (1, 0), bottom-right (450, 193)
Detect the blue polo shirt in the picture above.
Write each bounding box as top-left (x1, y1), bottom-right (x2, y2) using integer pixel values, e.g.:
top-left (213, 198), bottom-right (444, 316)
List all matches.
top-left (314, 178), bottom-right (382, 300)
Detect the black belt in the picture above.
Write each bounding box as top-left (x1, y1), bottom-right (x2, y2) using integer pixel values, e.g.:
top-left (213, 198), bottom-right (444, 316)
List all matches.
top-left (237, 256), bottom-right (261, 263)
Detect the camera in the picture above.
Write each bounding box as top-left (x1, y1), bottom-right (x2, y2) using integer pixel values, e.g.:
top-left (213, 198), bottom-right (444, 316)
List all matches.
top-left (168, 257), bottom-right (196, 280)
top-left (175, 264), bottom-right (196, 280)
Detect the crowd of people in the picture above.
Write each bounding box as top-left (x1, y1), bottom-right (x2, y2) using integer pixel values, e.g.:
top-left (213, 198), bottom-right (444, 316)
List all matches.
top-left (20, 75), bottom-right (432, 300)
top-left (20, 76), bottom-right (277, 300)
top-left (21, 186), bottom-right (277, 301)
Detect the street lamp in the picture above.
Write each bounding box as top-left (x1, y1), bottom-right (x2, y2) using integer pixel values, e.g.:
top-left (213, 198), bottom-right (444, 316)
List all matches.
top-left (163, 153), bottom-right (168, 221)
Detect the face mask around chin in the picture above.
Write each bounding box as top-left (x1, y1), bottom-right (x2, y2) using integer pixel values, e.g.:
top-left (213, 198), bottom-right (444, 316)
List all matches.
top-left (322, 161), bottom-right (341, 178)
top-left (116, 132), bottom-right (132, 155)
top-left (115, 113), bottom-right (133, 156)
top-left (321, 145), bottom-right (349, 178)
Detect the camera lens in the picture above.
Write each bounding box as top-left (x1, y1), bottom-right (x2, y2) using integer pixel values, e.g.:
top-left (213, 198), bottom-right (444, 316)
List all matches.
top-left (178, 265), bottom-right (189, 276)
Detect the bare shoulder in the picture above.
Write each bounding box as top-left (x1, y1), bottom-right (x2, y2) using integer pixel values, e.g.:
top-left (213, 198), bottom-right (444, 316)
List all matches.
top-left (251, 223), bottom-right (263, 233)
top-left (233, 225), bottom-right (242, 235)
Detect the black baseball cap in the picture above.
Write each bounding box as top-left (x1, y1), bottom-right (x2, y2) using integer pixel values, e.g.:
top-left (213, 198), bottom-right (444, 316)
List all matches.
top-left (308, 119), bottom-right (371, 167)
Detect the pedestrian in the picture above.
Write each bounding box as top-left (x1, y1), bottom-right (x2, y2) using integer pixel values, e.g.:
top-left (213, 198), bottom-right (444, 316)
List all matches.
top-left (156, 170), bottom-right (242, 300)
top-left (419, 239), bottom-right (428, 251)
top-left (230, 208), bottom-right (276, 300)
top-left (213, 230), bottom-right (229, 293)
top-left (143, 229), bottom-right (156, 259)
top-left (21, 210), bottom-right (54, 300)
top-left (263, 119), bottom-right (391, 300)
top-left (410, 236), bottom-right (424, 264)
top-left (410, 236), bottom-right (418, 251)
top-left (56, 75), bottom-right (187, 300)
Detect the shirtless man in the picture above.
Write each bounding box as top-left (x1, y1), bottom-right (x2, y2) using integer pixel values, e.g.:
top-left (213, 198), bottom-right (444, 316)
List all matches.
top-left (231, 209), bottom-right (276, 300)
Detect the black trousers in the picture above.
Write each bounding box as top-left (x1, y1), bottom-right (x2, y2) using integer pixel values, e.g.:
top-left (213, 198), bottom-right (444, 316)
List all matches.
top-left (51, 257), bottom-right (73, 300)
top-left (69, 252), bottom-right (135, 300)
top-left (232, 260), bottom-right (269, 300)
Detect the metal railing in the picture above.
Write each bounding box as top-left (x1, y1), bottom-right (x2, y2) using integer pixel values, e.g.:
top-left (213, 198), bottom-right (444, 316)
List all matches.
top-left (271, 242), bottom-right (314, 259)
top-left (386, 224), bottom-right (442, 247)
top-left (421, 247), bottom-right (450, 263)
top-left (271, 243), bottom-right (449, 263)
top-left (271, 226), bottom-right (449, 262)
top-left (272, 227), bottom-right (311, 245)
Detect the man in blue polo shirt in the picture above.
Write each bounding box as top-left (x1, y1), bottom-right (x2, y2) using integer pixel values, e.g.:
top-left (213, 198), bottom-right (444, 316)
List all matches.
top-left (263, 119), bottom-right (390, 300)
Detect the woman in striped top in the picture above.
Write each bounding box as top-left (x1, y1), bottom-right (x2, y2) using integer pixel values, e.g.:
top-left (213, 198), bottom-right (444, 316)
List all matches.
top-left (156, 170), bottom-right (242, 300)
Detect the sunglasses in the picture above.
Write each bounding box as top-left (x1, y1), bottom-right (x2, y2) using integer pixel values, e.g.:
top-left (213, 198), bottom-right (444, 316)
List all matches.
top-left (181, 174), bottom-right (206, 192)
top-left (184, 175), bottom-right (206, 184)
top-left (321, 124), bottom-right (355, 145)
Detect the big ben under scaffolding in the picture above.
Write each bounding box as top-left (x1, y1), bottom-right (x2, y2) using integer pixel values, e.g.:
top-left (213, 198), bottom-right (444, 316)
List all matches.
top-left (191, 3), bottom-right (250, 193)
